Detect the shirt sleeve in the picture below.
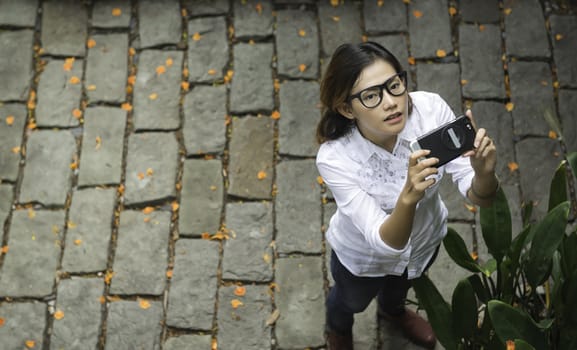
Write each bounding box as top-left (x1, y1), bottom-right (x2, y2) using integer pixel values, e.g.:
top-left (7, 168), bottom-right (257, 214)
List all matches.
top-left (316, 144), bottom-right (411, 256)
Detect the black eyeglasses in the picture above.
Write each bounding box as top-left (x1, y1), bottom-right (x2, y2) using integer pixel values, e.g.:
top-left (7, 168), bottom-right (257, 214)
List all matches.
top-left (348, 71), bottom-right (407, 108)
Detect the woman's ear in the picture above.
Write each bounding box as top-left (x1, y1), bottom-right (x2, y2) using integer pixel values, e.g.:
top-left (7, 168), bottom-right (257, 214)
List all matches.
top-left (337, 103), bottom-right (355, 120)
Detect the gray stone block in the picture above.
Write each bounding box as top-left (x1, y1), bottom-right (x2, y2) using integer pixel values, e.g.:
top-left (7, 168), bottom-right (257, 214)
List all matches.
top-left (222, 202), bottom-right (273, 282)
top-left (109, 210), bottom-right (170, 295)
top-left (0, 0), bottom-right (38, 26)
top-left (550, 15), bottom-right (577, 88)
top-left (124, 132), bottom-right (178, 205)
top-left (133, 50), bottom-right (183, 130)
top-left (439, 175), bottom-right (474, 222)
top-left (77, 107), bottom-right (127, 186)
top-left (228, 116), bottom-right (274, 199)
top-left (276, 160), bottom-right (322, 254)
top-left (19, 130), bottom-right (76, 206)
top-left (0, 184), bottom-right (12, 225)
top-left (0, 302), bottom-right (46, 350)
top-left (416, 63), bottom-right (462, 115)
top-left (515, 138), bottom-right (562, 220)
top-left (275, 9), bottom-right (319, 79)
top-left (318, 1), bottom-right (363, 57)
top-left (233, 0), bottom-right (274, 38)
top-left (369, 35), bottom-right (410, 75)
top-left (41, 0), bottom-right (87, 56)
top-left (183, 0), bottom-right (229, 16)
top-left (508, 61), bottom-right (555, 137)
top-left (408, 0), bottom-right (453, 59)
top-left (50, 278), bottom-right (104, 350)
top-left (275, 256), bottom-right (325, 349)
top-left (230, 43), bottom-right (274, 113)
top-left (559, 89), bottom-right (577, 152)
top-left (179, 159), bottom-right (223, 237)
top-left (105, 300), bottom-right (163, 350)
top-left (0, 103), bottom-right (26, 182)
top-left (459, 24), bottom-right (506, 99)
top-left (0, 30), bottom-right (34, 101)
top-left (187, 16), bottom-right (228, 82)
top-left (61, 188), bottom-right (117, 273)
top-left (183, 85), bottom-right (227, 155)
top-left (164, 335), bottom-right (212, 350)
top-left (353, 299), bottom-right (379, 350)
top-left (0, 210), bottom-right (65, 297)
top-left (278, 80), bottom-right (320, 156)
top-left (138, 0), bottom-right (181, 48)
top-left (470, 101), bottom-right (517, 185)
top-left (504, 0), bottom-right (550, 58)
top-left (85, 34), bottom-right (129, 103)
top-left (216, 285), bottom-right (272, 349)
top-left (35, 59), bottom-right (83, 127)
top-left (91, 0), bottom-right (131, 28)
top-left (364, 0), bottom-right (407, 33)
top-left (166, 239), bottom-right (220, 330)
top-left (460, 0), bottom-right (500, 23)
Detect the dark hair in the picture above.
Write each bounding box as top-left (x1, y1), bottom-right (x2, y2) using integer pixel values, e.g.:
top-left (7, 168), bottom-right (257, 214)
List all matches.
top-left (316, 41), bottom-right (412, 144)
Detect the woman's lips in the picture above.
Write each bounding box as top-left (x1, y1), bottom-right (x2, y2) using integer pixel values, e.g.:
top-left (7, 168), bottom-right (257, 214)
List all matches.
top-left (384, 112), bottom-right (402, 122)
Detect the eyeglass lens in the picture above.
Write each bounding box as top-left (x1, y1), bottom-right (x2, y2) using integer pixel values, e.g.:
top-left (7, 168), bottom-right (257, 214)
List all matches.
top-left (360, 73), bottom-right (406, 108)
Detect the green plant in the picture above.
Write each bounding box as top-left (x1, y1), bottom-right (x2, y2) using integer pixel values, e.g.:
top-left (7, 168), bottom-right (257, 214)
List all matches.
top-left (413, 152), bottom-right (577, 350)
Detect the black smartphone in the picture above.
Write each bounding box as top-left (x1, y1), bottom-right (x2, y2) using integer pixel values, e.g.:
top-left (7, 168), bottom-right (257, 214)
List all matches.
top-left (409, 115), bottom-right (476, 167)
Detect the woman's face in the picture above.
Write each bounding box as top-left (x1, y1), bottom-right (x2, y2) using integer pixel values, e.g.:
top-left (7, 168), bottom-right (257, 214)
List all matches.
top-left (341, 59), bottom-right (408, 151)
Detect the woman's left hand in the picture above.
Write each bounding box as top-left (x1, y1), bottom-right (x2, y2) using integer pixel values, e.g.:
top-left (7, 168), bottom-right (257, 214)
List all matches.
top-left (462, 109), bottom-right (497, 176)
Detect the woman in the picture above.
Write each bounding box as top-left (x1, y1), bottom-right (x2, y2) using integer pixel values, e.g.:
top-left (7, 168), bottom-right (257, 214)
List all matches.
top-left (316, 42), bottom-right (498, 350)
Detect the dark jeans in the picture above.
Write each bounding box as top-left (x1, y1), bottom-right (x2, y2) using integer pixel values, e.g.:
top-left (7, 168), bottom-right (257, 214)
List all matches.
top-left (326, 247), bottom-right (439, 335)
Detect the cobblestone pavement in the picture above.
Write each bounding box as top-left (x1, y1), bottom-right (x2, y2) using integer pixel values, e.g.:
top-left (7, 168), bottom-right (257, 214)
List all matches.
top-left (1, 0), bottom-right (576, 349)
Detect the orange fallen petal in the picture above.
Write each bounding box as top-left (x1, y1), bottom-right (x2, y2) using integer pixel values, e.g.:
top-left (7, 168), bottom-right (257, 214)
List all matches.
top-left (143, 216), bottom-right (151, 223)
top-left (255, 3), bottom-right (263, 15)
top-left (298, 63), bottom-right (307, 72)
top-left (479, 24), bottom-right (485, 32)
top-left (331, 16), bottom-right (340, 22)
top-left (149, 93), bottom-right (158, 100)
top-left (436, 49), bottom-right (447, 58)
top-left (271, 110), bottom-right (280, 120)
top-left (121, 102), bottom-right (133, 111)
top-left (298, 29), bottom-right (306, 37)
top-left (54, 310), bottom-right (64, 320)
top-left (137, 172), bottom-right (145, 180)
top-left (506, 340), bottom-right (515, 350)
top-left (5, 115), bottom-right (14, 125)
top-left (87, 84), bottom-right (97, 91)
top-left (317, 176), bottom-right (324, 185)
top-left (234, 286), bottom-right (246, 296)
top-left (139, 298), bottom-right (151, 310)
top-left (407, 56), bottom-right (416, 66)
top-left (105, 271), bottom-right (114, 284)
top-left (508, 162), bottom-right (519, 172)
top-left (166, 269), bottom-right (173, 278)
top-left (330, 0), bottom-right (339, 6)
top-left (465, 203), bottom-right (477, 213)
top-left (413, 10), bottom-right (423, 18)
top-left (67, 221), bottom-right (77, 229)
top-left (70, 161), bottom-right (78, 170)
top-left (74, 239), bottom-right (82, 246)
top-left (11, 146), bottom-right (20, 154)
top-left (72, 108), bottom-right (82, 119)
top-left (1, 245), bottom-right (9, 254)
top-left (142, 206), bottom-right (155, 214)
top-left (95, 136), bottom-right (102, 150)
top-left (112, 8), bottom-right (122, 16)
top-left (211, 339), bottom-right (218, 350)
top-left (505, 102), bottom-right (514, 112)
top-left (461, 79), bottom-right (468, 85)
top-left (274, 79), bottom-right (281, 92)
top-left (146, 168), bottom-right (153, 176)
top-left (377, 0), bottom-right (384, 6)
top-left (555, 33), bottom-right (563, 41)
top-left (166, 58), bottom-right (173, 67)
top-left (87, 38), bottom-right (96, 48)
top-left (63, 57), bottom-right (75, 71)
top-left (181, 8), bottom-right (188, 17)
top-left (549, 130), bottom-right (558, 139)
top-left (25, 340), bottom-right (35, 348)
top-left (181, 81), bottom-right (190, 91)
top-left (208, 69), bottom-right (217, 75)
top-left (201, 232), bottom-right (211, 240)
top-left (449, 6), bottom-right (457, 16)
top-left (129, 47), bottom-right (136, 56)
top-left (231, 299), bottom-right (244, 309)
top-left (470, 251), bottom-right (479, 261)
top-left (504, 8), bottom-right (512, 15)
top-left (69, 76), bottom-right (80, 84)
top-left (127, 75), bottom-right (136, 85)
top-left (156, 65), bottom-right (166, 75)
top-left (0, 317), bottom-right (5, 327)
top-left (192, 32), bottom-right (202, 41)
top-left (403, 0), bottom-right (410, 3)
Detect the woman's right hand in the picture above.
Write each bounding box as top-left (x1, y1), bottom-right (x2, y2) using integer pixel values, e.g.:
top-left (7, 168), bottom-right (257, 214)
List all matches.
top-left (401, 150), bottom-right (439, 206)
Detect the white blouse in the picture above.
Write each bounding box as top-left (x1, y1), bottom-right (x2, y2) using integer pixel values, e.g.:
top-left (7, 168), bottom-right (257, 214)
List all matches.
top-left (316, 91), bottom-right (474, 278)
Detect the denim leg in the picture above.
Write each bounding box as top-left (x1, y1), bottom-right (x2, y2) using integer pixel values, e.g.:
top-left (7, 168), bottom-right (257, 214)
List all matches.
top-left (326, 251), bottom-right (383, 334)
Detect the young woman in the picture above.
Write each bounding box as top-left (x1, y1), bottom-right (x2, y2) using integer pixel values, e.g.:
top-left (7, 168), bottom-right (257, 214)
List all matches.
top-left (316, 42), bottom-right (498, 350)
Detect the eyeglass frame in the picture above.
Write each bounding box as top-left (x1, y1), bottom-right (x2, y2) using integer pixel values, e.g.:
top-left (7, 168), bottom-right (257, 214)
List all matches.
top-left (347, 71), bottom-right (408, 109)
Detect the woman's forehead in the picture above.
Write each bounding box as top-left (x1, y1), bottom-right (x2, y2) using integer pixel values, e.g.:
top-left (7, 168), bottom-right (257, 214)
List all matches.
top-left (352, 59), bottom-right (397, 93)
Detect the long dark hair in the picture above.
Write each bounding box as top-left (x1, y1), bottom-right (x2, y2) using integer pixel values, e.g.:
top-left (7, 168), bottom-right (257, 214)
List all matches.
top-left (316, 41), bottom-right (412, 144)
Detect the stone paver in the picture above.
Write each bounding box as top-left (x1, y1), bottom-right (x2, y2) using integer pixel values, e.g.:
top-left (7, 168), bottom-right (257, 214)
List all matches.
top-left (50, 278), bottom-right (104, 350)
top-left (0, 103), bottom-right (26, 182)
top-left (0, 30), bottom-right (34, 101)
top-left (77, 107), bottom-right (127, 187)
top-left (35, 59), bottom-right (83, 127)
top-left (40, 0), bottom-right (87, 56)
top-left (61, 188), bottom-right (117, 273)
top-left (0, 2), bottom-right (574, 349)
top-left (0, 210), bottom-right (65, 298)
top-left (19, 130), bottom-right (76, 206)
top-left (85, 34), bottom-right (129, 104)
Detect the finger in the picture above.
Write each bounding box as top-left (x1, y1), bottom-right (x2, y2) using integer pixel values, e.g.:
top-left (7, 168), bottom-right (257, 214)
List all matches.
top-left (465, 109), bottom-right (478, 130)
top-left (474, 128), bottom-right (487, 149)
top-left (409, 149), bottom-right (431, 166)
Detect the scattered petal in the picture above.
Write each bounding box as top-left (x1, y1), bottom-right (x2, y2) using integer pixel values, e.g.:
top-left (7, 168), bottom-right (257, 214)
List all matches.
top-left (231, 299), bottom-right (244, 309)
top-left (54, 310), bottom-right (65, 320)
top-left (129, 47), bottom-right (136, 56)
top-left (149, 93), bottom-right (158, 100)
top-left (201, 232), bottom-right (211, 240)
top-left (95, 136), bottom-right (102, 150)
top-left (403, 0), bottom-right (410, 3)
top-left (192, 32), bottom-right (202, 41)
top-left (298, 29), bottom-right (306, 37)
top-left (181, 81), bottom-right (190, 91)
top-left (171, 201), bottom-right (179, 212)
top-left (553, 81), bottom-right (560, 89)
top-left (505, 102), bottom-right (514, 112)
top-left (331, 16), bottom-right (340, 22)
top-left (69, 76), bottom-right (80, 84)
top-left (461, 79), bottom-right (468, 85)
top-left (506, 340), bottom-right (515, 350)
top-left (87, 84), bottom-right (97, 91)
top-left (504, 8), bottom-right (512, 15)
top-left (5, 115), bottom-right (14, 125)
top-left (271, 110), bottom-right (280, 120)
top-left (407, 56), bottom-right (416, 65)
top-left (549, 130), bottom-right (558, 139)
top-left (72, 108), bottom-right (82, 119)
top-left (27, 121), bottom-right (37, 130)
top-left (257, 171), bottom-right (267, 180)
top-left (449, 6), bottom-right (457, 16)
top-left (508, 162), bottom-right (519, 172)
top-left (166, 57), bottom-right (173, 67)
top-left (298, 63), bottom-right (307, 72)
top-left (212, 339), bottom-right (218, 350)
top-left (274, 79), bottom-right (281, 92)
top-left (330, 0), bottom-right (339, 6)
top-left (208, 69), bottom-right (217, 75)
top-left (465, 203), bottom-right (477, 213)
top-left (28, 208), bottom-right (36, 219)
top-left (263, 253), bottom-right (271, 263)
top-left (67, 221), bottom-right (77, 229)
top-left (1, 245), bottom-right (8, 254)
top-left (377, 0), bottom-right (384, 7)
top-left (121, 102), bottom-right (133, 111)
top-left (156, 65), bottom-right (166, 75)
top-left (436, 49), bottom-right (447, 58)
top-left (87, 38), bottom-right (97, 48)
top-left (183, 68), bottom-right (189, 79)
top-left (11, 146), bottom-right (20, 154)
top-left (555, 33), bottom-right (563, 41)
top-left (470, 251), bottom-right (479, 261)
top-left (63, 57), bottom-right (75, 71)
top-left (127, 75), bottom-right (136, 86)
top-left (210, 185), bottom-right (218, 191)
top-left (146, 168), bottom-right (154, 176)
top-left (70, 161), bottom-right (78, 170)
top-left (139, 298), bottom-right (151, 310)
top-left (255, 2), bottom-right (263, 14)
top-left (234, 286), bottom-right (246, 297)
top-left (27, 90), bottom-right (36, 110)
top-left (166, 269), bottom-right (173, 278)
top-left (112, 8), bottom-right (122, 16)
top-left (479, 24), bottom-right (485, 32)
top-left (25, 340), bottom-right (35, 348)
top-left (74, 239), bottom-right (82, 246)
top-left (0, 317), bottom-right (4, 327)
top-left (317, 176), bottom-right (324, 185)
top-left (413, 10), bottom-right (423, 18)
top-left (142, 206), bottom-right (155, 215)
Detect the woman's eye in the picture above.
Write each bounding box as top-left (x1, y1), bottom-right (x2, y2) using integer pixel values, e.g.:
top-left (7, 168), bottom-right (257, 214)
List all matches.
top-left (363, 91), bottom-right (379, 101)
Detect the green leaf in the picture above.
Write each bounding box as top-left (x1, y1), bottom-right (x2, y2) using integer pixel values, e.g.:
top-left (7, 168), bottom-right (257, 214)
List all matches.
top-left (443, 227), bottom-right (483, 274)
top-left (480, 187), bottom-right (512, 263)
top-left (481, 258), bottom-right (497, 276)
top-left (487, 300), bottom-right (548, 349)
top-left (514, 339), bottom-right (536, 350)
top-left (467, 274), bottom-right (489, 304)
top-left (452, 279), bottom-right (478, 341)
top-left (560, 232), bottom-right (577, 279)
top-left (549, 160), bottom-right (568, 211)
top-left (412, 274), bottom-right (458, 350)
top-left (525, 201), bottom-right (570, 288)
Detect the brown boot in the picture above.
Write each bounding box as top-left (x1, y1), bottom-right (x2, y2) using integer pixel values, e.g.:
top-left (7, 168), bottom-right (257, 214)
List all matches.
top-left (326, 330), bottom-right (354, 350)
top-left (380, 308), bottom-right (436, 349)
